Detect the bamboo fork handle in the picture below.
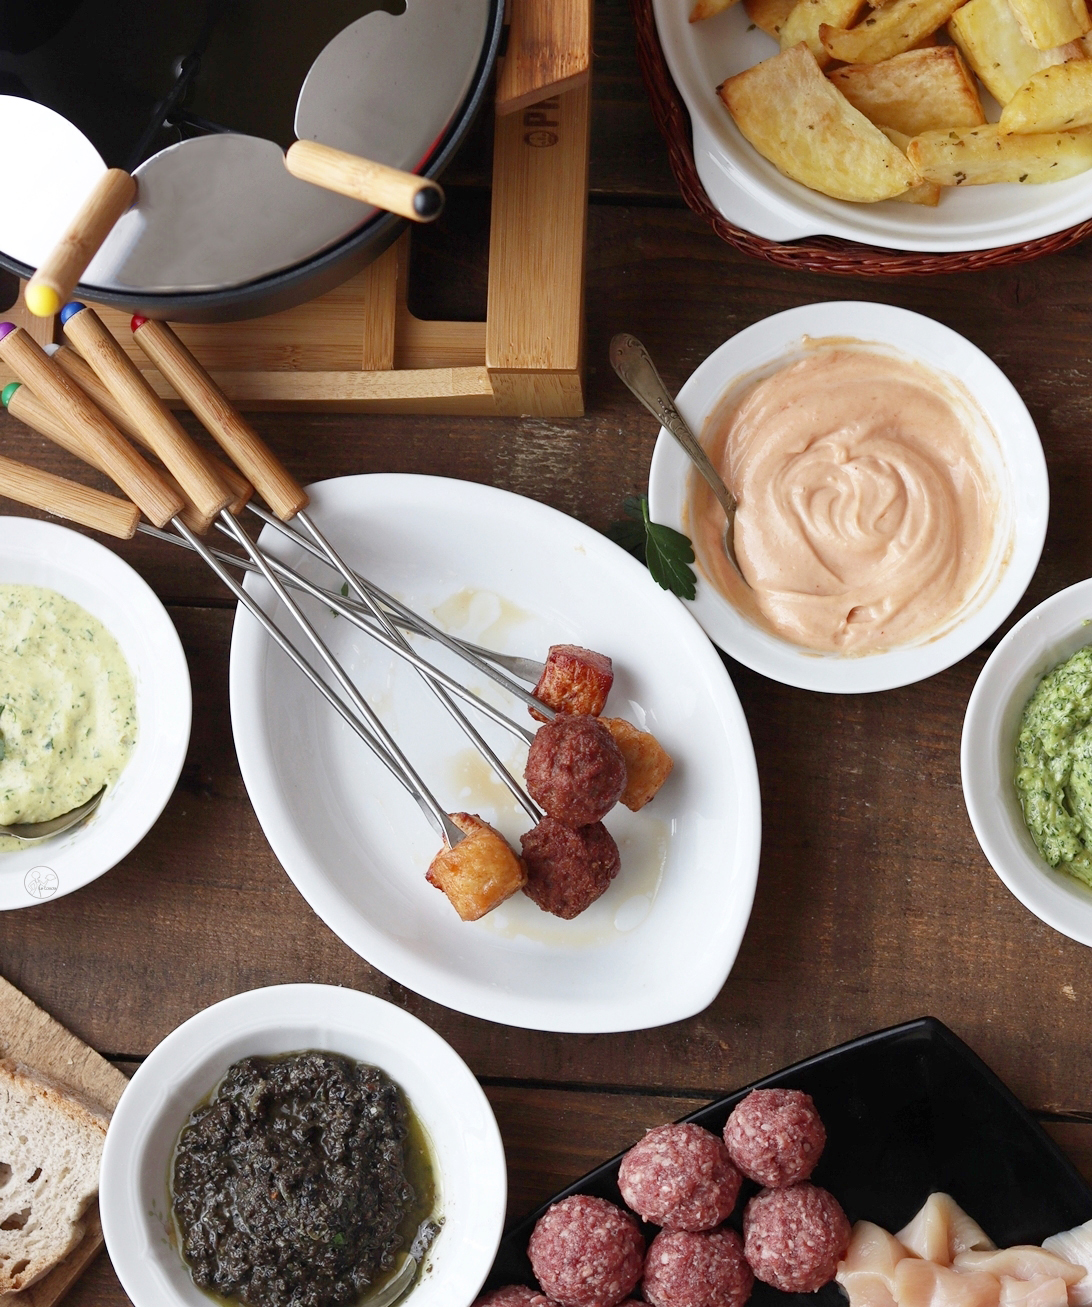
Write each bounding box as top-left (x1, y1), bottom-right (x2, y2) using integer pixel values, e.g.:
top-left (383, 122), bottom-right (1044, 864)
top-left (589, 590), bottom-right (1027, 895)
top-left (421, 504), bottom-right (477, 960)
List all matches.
top-left (25, 170), bottom-right (136, 319)
top-left (285, 141), bottom-right (444, 223)
top-left (2, 382), bottom-right (210, 537)
top-left (53, 344), bottom-right (253, 514)
top-left (131, 317), bottom-right (309, 521)
top-left (0, 451), bottom-right (139, 539)
top-left (61, 303), bottom-right (231, 529)
top-left (0, 325), bottom-right (184, 527)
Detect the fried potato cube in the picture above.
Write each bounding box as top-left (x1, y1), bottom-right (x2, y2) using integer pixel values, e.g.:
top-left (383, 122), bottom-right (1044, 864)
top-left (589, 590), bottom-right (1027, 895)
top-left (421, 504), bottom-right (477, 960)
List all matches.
top-left (530, 644), bottom-right (614, 722)
top-left (948, 0), bottom-right (1085, 104)
top-left (426, 812), bottom-right (527, 922)
top-left (1000, 61), bottom-right (1092, 132)
top-left (602, 718), bottom-right (675, 811)
top-left (907, 123), bottom-right (1092, 185)
top-left (819, 0), bottom-right (965, 64)
top-left (828, 47), bottom-right (985, 135)
top-left (1008, 0), bottom-right (1091, 50)
top-left (718, 43), bottom-right (919, 202)
top-left (690, 0), bottom-right (738, 19)
top-left (878, 127), bottom-right (942, 203)
top-left (779, 0), bottom-right (866, 63)
top-left (745, 0), bottom-right (798, 37)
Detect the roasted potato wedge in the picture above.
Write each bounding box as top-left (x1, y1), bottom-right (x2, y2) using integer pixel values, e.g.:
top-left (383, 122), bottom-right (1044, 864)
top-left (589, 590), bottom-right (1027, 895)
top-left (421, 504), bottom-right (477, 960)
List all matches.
top-left (878, 126), bottom-right (942, 203)
top-left (718, 43), bottom-right (918, 201)
top-left (602, 718), bottom-right (675, 811)
top-left (828, 47), bottom-right (985, 136)
top-left (948, 0), bottom-right (1085, 104)
top-left (744, 0), bottom-right (797, 37)
top-left (907, 123), bottom-right (1092, 185)
top-left (1008, 0), bottom-right (1091, 50)
top-left (780, 0), bottom-right (865, 63)
top-left (1000, 60), bottom-right (1092, 132)
top-left (690, 0), bottom-right (737, 19)
top-left (426, 812), bottom-right (527, 922)
top-left (819, 0), bottom-right (965, 64)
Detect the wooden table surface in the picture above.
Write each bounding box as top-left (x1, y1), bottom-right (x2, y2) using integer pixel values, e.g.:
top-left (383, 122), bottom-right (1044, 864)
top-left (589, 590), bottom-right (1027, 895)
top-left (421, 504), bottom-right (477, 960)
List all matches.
top-left (4, 5), bottom-right (1092, 1303)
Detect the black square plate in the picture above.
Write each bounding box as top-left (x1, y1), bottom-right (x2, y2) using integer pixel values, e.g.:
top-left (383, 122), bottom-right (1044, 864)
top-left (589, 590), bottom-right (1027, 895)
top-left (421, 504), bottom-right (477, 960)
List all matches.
top-left (487, 1018), bottom-right (1092, 1305)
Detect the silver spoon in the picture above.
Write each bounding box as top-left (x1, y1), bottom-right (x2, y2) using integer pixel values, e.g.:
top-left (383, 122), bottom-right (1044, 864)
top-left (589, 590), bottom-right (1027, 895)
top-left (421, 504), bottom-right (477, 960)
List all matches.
top-left (0, 785), bottom-right (106, 842)
top-left (609, 332), bottom-right (744, 578)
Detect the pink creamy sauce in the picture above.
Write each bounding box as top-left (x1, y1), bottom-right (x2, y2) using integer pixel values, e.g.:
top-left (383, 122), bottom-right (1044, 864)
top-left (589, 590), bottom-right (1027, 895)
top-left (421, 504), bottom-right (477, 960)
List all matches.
top-left (691, 347), bottom-right (1000, 655)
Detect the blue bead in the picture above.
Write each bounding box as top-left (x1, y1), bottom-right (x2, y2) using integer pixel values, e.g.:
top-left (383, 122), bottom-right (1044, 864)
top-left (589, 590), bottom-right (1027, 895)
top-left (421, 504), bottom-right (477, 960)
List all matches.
top-left (59, 301), bottom-right (86, 326)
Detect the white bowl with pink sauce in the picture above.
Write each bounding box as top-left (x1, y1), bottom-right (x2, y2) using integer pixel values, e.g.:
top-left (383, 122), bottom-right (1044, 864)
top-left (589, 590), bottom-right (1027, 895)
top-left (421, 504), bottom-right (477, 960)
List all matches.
top-left (647, 302), bottom-right (1049, 694)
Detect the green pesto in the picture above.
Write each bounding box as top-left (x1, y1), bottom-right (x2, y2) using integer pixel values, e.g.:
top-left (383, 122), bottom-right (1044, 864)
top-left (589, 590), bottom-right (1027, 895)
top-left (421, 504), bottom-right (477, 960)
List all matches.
top-left (0, 584), bottom-right (135, 845)
top-left (1015, 645), bottom-right (1092, 889)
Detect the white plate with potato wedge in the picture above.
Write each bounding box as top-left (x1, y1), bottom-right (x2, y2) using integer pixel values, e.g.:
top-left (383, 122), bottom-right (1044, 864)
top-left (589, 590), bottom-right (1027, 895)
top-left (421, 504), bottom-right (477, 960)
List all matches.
top-left (229, 475), bottom-right (762, 1034)
top-left (658, 0), bottom-right (1092, 251)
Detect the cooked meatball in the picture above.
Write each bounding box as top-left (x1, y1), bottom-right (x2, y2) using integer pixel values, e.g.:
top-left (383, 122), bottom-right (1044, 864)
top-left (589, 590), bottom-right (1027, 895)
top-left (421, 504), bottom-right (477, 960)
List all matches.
top-left (642, 1227), bottom-right (753, 1307)
top-left (743, 1183), bottom-right (850, 1293)
top-left (723, 1089), bottom-right (826, 1188)
top-left (618, 1123), bottom-right (741, 1231)
top-left (530, 645), bottom-right (614, 721)
top-left (525, 714), bottom-right (626, 827)
top-left (528, 1194), bottom-right (645, 1307)
top-left (473, 1288), bottom-right (557, 1307)
top-left (521, 818), bottom-right (620, 919)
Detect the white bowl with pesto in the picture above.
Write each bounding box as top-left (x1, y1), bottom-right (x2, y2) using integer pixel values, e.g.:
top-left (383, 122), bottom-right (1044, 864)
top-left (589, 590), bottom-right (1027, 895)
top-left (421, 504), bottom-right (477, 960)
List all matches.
top-left (647, 302), bottom-right (1049, 693)
top-left (963, 579), bottom-right (1092, 947)
top-left (99, 984), bottom-right (507, 1307)
top-left (0, 517), bottom-right (190, 910)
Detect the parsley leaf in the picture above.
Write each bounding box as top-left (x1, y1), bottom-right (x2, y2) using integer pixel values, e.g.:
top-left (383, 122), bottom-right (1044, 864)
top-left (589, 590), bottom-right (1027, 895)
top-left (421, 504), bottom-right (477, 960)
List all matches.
top-left (606, 495), bottom-right (696, 601)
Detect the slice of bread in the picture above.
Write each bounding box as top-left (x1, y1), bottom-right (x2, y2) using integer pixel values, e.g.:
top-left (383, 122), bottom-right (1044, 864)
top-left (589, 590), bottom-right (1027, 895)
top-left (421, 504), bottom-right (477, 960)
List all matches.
top-left (0, 1059), bottom-right (109, 1295)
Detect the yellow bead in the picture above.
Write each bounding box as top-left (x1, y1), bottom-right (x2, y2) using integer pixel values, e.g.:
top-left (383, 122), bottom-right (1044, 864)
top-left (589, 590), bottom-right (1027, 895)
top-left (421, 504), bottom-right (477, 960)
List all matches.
top-left (25, 283), bottom-right (61, 318)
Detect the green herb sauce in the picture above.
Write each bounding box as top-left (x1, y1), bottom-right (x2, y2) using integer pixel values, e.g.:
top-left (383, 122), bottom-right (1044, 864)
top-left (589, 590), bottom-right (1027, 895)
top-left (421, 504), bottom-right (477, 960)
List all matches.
top-left (0, 584), bottom-right (135, 845)
top-left (1015, 645), bottom-right (1092, 888)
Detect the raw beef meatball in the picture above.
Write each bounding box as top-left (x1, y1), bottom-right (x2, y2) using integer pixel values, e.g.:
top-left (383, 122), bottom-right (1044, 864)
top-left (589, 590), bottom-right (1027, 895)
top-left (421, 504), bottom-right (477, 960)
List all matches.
top-left (525, 714), bottom-right (626, 827)
top-left (473, 1288), bottom-right (556, 1307)
top-left (521, 818), bottom-right (621, 919)
top-left (528, 1194), bottom-right (645, 1307)
top-left (743, 1183), bottom-right (850, 1293)
top-left (618, 1123), bottom-right (742, 1231)
top-left (642, 1227), bottom-right (753, 1307)
top-left (530, 645), bottom-right (614, 721)
top-left (723, 1089), bottom-right (826, 1188)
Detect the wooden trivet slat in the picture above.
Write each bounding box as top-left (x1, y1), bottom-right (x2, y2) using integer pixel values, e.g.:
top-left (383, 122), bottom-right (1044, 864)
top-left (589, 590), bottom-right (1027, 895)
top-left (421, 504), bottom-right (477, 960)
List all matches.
top-left (0, 974), bottom-right (129, 1307)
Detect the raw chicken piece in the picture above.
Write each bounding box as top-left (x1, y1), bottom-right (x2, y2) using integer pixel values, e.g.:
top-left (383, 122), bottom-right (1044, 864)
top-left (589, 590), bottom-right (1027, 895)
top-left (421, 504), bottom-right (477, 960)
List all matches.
top-left (953, 1251), bottom-right (1085, 1287)
top-left (999, 1277), bottom-right (1070, 1307)
top-left (1043, 1219), bottom-right (1092, 1307)
top-left (837, 1221), bottom-right (910, 1307)
top-left (898, 1195), bottom-right (996, 1265)
top-left (894, 1259), bottom-right (1001, 1307)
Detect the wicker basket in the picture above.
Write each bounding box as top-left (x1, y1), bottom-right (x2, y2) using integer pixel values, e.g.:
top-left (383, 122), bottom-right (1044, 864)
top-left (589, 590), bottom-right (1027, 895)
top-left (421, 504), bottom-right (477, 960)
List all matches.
top-left (629, 0), bottom-right (1092, 276)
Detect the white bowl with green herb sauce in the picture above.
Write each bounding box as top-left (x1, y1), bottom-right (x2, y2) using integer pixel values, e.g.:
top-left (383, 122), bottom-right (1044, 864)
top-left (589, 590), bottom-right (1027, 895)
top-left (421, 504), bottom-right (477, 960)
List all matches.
top-left (963, 578), bottom-right (1092, 946)
top-left (0, 517), bottom-right (189, 909)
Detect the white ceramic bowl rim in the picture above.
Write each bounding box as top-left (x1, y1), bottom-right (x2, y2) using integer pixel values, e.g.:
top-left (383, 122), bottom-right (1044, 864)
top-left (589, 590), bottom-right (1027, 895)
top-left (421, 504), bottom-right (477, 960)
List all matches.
top-left (0, 517), bottom-right (190, 907)
top-left (647, 302), bottom-right (1049, 694)
top-left (962, 578), bottom-right (1092, 947)
top-left (99, 984), bottom-right (507, 1307)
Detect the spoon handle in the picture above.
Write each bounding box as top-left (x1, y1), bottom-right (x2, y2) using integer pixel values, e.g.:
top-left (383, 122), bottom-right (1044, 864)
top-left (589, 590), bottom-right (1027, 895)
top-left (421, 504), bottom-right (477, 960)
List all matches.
top-left (609, 333), bottom-right (737, 520)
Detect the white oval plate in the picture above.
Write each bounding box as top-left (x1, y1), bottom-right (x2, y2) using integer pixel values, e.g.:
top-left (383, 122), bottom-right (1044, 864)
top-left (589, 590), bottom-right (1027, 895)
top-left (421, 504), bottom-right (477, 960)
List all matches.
top-left (0, 517), bottom-right (190, 909)
top-left (229, 476), bottom-right (761, 1033)
top-left (647, 302), bottom-right (1049, 694)
top-left (963, 578), bottom-right (1092, 947)
top-left (100, 984), bottom-right (507, 1307)
top-left (654, 1), bottom-right (1092, 252)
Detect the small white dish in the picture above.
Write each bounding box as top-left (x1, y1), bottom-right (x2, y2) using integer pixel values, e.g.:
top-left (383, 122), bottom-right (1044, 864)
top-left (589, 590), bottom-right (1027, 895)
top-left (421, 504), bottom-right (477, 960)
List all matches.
top-left (647, 301), bottom-right (1048, 694)
top-left (653, 1), bottom-right (1092, 253)
top-left (229, 475), bottom-right (761, 1034)
top-left (100, 984), bottom-right (507, 1307)
top-left (0, 517), bottom-right (190, 909)
top-left (963, 579), bottom-right (1092, 947)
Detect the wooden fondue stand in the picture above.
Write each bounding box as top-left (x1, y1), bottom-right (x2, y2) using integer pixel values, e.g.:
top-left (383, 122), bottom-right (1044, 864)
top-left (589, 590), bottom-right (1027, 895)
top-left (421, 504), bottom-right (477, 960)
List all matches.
top-left (1, 0), bottom-right (592, 420)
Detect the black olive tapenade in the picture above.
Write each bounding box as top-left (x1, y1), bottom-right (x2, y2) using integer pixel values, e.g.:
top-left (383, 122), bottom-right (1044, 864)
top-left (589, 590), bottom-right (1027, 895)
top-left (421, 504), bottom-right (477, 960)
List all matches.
top-left (171, 1052), bottom-right (423, 1307)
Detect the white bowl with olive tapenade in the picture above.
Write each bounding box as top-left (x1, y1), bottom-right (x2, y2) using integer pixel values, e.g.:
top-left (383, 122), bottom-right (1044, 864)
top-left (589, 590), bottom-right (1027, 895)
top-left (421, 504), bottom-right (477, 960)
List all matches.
top-left (963, 577), bottom-right (1092, 947)
top-left (99, 985), bottom-right (507, 1307)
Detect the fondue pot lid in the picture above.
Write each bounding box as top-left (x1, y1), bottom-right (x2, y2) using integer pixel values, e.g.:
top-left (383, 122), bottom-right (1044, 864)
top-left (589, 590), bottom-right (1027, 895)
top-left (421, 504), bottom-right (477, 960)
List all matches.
top-left (0, 0), bottom-right (493, 294)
